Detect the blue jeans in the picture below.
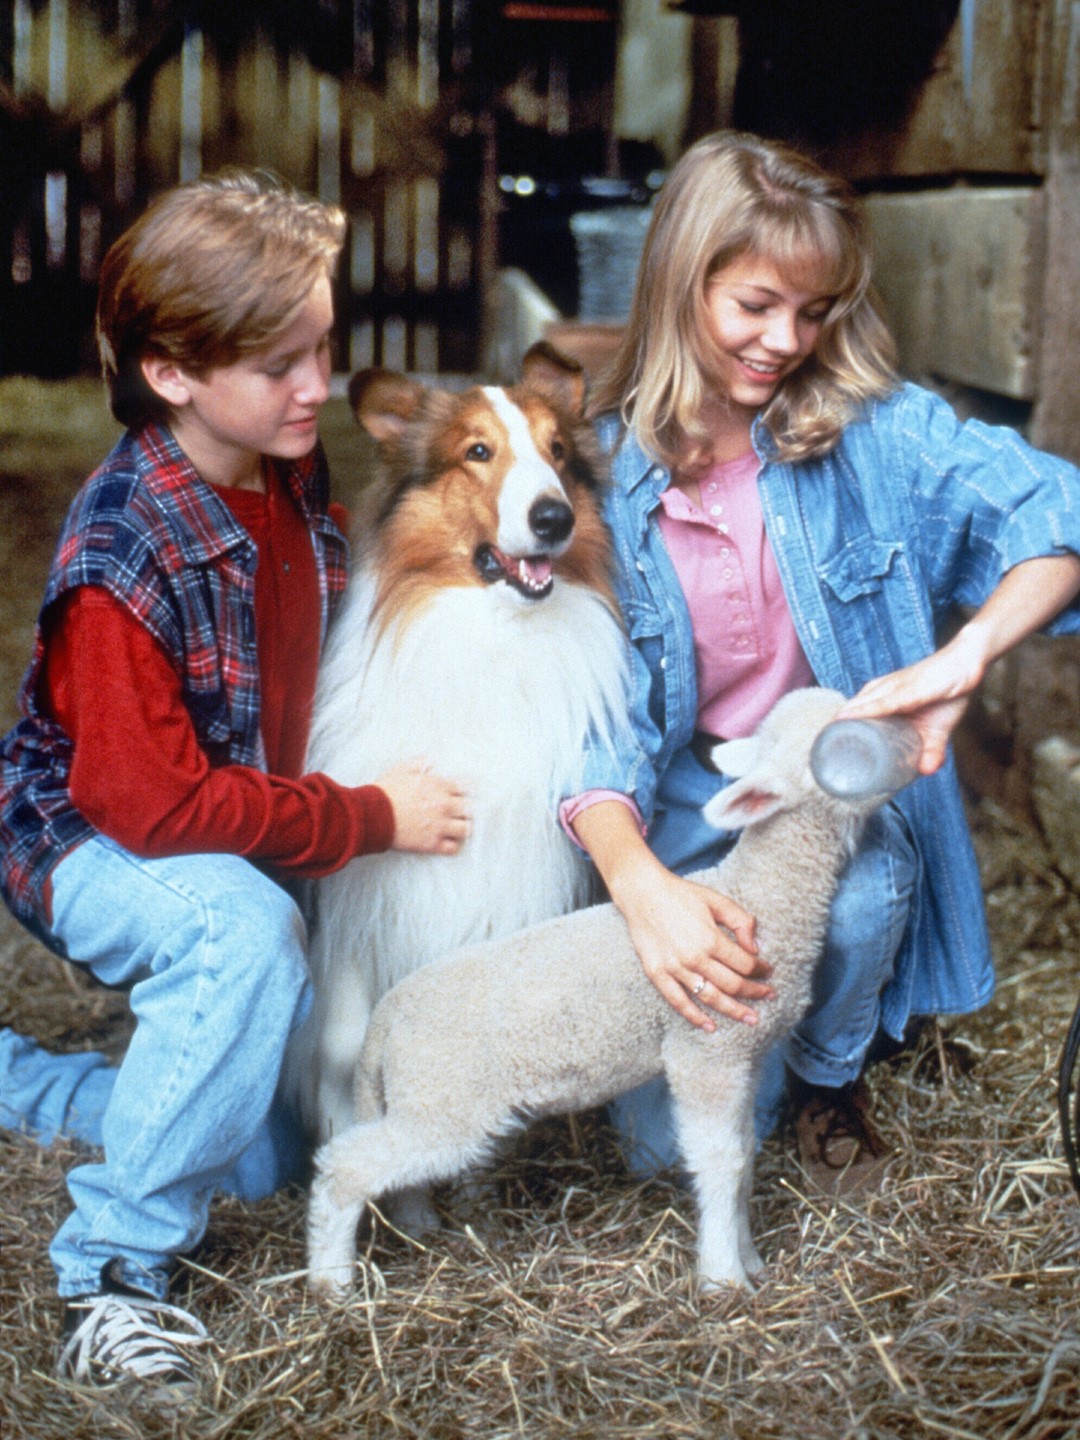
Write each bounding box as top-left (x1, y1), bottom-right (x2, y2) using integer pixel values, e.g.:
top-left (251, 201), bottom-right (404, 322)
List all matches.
top-left (609, 745), bottom-right (919, 1173)
top-left (0, 836), bottom-right (312, 1299)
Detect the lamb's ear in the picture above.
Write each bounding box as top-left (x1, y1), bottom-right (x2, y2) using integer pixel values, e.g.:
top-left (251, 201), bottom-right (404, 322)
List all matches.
top-left (703, 774), bottom-right (787, 832)
top-left (709, 736), bottom-right (759, 778)
top-left (349, 368), bottom-right (425, 441)
top-left (703, 737), bottom-right (781, 830)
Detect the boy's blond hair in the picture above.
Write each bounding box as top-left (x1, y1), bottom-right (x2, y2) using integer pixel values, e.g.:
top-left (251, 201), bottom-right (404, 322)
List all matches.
top-left (97, 170), bottom-right (346, 428)
top-left (591, 131), bottom-right (897, 470)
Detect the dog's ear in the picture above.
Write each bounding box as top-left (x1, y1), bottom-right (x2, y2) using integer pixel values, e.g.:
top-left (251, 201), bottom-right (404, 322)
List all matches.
top-left (349, 369), bottom-right (425, 441)
top-left (519, 342), bottom-right (586, 418)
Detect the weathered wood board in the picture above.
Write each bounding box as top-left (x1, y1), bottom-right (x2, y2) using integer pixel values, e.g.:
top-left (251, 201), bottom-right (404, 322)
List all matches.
top-left (864, 188), bottom-right (1043, 400)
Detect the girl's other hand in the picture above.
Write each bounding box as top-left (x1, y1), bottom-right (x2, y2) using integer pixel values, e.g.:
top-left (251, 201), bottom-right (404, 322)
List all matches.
top-left (376, 759), bottom-right (471, 854)
top-left (614, 859), bottom-right (772, 1031)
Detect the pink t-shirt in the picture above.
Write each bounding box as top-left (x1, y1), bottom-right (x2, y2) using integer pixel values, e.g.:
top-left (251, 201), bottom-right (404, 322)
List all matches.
top-left (656, 450), bottom-right (814, 741)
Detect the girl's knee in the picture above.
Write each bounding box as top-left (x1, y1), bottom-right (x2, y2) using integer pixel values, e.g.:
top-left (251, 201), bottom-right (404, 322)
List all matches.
top-left (820, 805), bottom-right (919, 1005)
top-left (832, 807), bottom-right (918, 931)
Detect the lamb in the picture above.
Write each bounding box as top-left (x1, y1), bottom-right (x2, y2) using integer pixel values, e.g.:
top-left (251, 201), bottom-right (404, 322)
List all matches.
top-left (306, 687), bottom-right (907, 1297)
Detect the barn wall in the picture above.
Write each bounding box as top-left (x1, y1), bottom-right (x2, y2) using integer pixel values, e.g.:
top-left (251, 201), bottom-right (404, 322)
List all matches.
top-left (659, 0), bottom-right (1078, 464)
top-left (2, 1), bottom-right (626, 381)
top-left (0, 1), bottom-right (492, 379)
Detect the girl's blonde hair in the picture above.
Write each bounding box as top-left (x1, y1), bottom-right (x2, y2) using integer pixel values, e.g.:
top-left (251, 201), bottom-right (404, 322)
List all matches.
top-left (97, 169), bottom-right (346, 428)
top-left (591, 131), bottom-right (897, 469)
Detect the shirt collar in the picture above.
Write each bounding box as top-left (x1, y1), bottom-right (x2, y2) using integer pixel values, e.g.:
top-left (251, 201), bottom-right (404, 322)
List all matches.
top-left (750, 414), bottom-right (778, 461)
top-left (132, 423), bottom-right (319, 568)
top-left (618, 417), bottom-right (776, 497)
top-left (613, 428), bottom-right (668, 498)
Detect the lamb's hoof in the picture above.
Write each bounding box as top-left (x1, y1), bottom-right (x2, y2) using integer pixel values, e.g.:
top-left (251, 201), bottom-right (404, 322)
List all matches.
top-left (697, 1266), bottom-right (753, 1295)
top-left (307, 1265), bottom-right (354, 1302)
top-left (740, 1244), bottom-right (766, 1279)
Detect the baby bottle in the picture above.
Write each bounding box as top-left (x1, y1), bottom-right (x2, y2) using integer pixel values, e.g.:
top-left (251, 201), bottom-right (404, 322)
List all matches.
top-left (810, 716), bottom-right (922, 799)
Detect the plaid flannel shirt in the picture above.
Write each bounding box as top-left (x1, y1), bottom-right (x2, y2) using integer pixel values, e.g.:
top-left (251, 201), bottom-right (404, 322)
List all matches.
top-left (0, 422), bottom-right (349, 929)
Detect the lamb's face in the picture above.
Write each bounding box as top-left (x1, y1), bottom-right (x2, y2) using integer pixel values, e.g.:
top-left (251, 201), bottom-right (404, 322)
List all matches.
top-left (703, 688), bottom-right (859, 833)
top-left (755, 687), bottom-right (849, 765)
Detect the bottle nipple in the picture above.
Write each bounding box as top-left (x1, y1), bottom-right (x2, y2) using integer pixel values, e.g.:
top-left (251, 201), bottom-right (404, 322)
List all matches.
top-left (810, 716), bottom-right (922, 799)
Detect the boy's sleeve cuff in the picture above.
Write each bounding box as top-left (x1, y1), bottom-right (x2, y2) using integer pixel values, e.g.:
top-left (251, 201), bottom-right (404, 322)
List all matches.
top-left (358, 784), bottom-right (396, 853)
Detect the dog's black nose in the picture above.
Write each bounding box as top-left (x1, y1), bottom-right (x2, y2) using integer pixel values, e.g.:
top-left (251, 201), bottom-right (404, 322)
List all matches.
top-left (529, 497), bottom-right (574, 547)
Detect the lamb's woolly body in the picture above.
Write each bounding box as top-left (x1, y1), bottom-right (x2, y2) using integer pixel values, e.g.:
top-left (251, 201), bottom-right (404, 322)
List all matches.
top-left (307, 687), bottom-right (887, 1296)
top-left (290, 523), bottom-right (631, 1139)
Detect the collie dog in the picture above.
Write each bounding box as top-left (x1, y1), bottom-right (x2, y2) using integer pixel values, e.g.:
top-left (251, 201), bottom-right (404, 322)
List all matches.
top-left (288, 344), bottom-right (631, 1159)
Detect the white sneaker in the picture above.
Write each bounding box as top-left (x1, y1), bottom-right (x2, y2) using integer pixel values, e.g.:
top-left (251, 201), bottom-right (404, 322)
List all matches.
top-left (57, 1284), bottom-right (209, 1396)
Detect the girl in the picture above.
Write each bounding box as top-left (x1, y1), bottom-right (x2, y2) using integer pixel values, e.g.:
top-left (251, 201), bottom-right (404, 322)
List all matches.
top-left (563, 131), bottom-right (1080, 1189)
top-left (0, 171), bottom-right (469, 1394)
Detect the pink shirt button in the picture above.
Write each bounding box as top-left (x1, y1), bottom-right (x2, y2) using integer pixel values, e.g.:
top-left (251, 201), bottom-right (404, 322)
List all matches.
top-left (655, 451), bottom-right (814, 739)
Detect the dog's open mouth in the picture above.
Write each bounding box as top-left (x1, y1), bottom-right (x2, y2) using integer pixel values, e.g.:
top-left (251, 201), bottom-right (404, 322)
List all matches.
top-left (474, 543), bottom-right (554, 600)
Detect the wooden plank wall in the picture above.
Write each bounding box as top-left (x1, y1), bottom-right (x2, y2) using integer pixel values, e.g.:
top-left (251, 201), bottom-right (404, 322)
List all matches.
top-left (862, 188), bottom-right (1044, 402)
top-left (1031, 0), bottom-right (1080, 465)
top-left (677, 0), bottom-right (1079, 464)
top-left (822, 0), bottom-right (1079, 464)
top-left (1, 0), bottom-right (487, 379)
top-left (820, 0), bottom-right (1048, 178)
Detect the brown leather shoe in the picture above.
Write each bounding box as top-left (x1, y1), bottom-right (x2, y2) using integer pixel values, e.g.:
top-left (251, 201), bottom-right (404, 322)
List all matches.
top-left (791, 1075), bottom-right (891, 1198)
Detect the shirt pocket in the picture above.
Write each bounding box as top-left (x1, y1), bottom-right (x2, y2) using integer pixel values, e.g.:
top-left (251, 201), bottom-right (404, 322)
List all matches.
top-left (817, 537), bottom-right (902, 601)
top-left (817, 537), bottom-right (929, 676)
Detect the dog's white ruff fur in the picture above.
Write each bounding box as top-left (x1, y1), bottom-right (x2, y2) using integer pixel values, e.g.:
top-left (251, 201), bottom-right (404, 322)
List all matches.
top-left (287, 564), bottom-right (630, 1142)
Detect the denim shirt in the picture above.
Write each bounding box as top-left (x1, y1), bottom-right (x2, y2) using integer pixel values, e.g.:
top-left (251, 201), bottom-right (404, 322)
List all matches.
top-left (582, 382), bottom-right (1080, 1033)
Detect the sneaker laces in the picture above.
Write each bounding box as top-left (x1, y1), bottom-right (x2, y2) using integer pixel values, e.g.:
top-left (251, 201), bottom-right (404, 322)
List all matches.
top-left (57, 1290), bottom-right (209, 1387)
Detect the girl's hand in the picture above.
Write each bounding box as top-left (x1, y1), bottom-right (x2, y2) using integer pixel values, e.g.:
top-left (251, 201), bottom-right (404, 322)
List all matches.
top-left (376, 759), bottom-right (471, 854)
top-left (839, 553), bottom-right (1080, 775)
top-left (614, 858), bottom-right (772, 1031)
top-left (837, 628), bottom-right (989, 774)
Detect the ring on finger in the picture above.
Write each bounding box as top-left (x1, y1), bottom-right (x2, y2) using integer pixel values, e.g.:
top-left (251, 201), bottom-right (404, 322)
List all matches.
top-left (692, 976), bottom-right (706, 996)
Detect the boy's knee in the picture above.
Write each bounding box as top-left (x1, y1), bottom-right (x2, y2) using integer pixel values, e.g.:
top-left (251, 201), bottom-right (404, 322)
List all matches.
top-left (225, 874), bottom-right (304, 945)
top-left (186, 863), bottom-right (309, 998)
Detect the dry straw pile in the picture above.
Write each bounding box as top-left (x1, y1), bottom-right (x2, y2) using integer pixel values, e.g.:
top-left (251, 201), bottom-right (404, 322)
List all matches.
top-left (1, 803), bottom-right (1078, 1440)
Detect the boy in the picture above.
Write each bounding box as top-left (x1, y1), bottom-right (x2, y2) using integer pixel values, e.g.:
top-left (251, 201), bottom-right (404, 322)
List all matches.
top-left (0, 170), bottom-right (469, 1394)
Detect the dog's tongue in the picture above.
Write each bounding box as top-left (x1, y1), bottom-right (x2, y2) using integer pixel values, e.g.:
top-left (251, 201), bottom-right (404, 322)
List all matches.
top-left (518, 555), bottom-right (552, 588)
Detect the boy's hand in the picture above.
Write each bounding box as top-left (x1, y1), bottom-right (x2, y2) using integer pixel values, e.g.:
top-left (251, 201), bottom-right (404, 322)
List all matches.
top-left (377, 759), bottom-right (471, 854)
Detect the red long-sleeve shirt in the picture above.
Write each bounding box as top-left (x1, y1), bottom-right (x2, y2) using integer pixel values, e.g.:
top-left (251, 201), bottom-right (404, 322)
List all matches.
top-left (39, 475), bottom-right (393, 877)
